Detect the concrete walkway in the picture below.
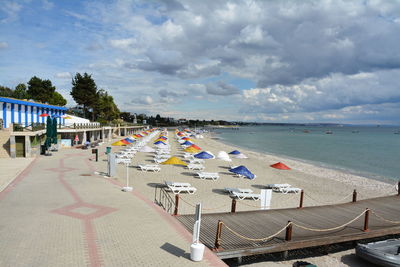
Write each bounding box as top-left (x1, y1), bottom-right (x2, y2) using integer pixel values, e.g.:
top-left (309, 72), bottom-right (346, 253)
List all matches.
top-left (0, 145), bottom-right (226, 267)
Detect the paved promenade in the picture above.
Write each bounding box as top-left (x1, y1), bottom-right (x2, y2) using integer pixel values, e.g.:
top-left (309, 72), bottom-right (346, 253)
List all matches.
top-left (0, 145), bottom-right (226, 267)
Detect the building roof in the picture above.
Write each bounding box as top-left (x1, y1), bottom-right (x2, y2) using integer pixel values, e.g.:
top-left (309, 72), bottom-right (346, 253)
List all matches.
top-left (0, 97), bottom-right (67, 110)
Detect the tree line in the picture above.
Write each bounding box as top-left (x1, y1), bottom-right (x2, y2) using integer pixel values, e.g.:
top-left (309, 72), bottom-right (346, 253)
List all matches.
top-left (0, 77), bottom-right (67, 106)
top-left (1, 74), bottom-right (234, 126)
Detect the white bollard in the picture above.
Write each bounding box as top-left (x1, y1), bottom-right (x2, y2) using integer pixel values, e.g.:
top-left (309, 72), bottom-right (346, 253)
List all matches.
top-left (122, 163), bottom-right (132, 192)
top-left (190, 242), bottom-right (205, 261)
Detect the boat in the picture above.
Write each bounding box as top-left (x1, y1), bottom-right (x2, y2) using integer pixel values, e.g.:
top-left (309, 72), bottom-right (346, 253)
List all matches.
top-left (356, 239), bottom-right (400, 266)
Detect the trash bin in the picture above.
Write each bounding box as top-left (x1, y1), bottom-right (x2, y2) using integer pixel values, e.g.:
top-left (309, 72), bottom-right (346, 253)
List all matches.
top-left (106, 147), bottom-right (112, 154)
top-left (190, 243), bottom-right (205, 262)
top-left (40, 145), bottom-right (46, 155)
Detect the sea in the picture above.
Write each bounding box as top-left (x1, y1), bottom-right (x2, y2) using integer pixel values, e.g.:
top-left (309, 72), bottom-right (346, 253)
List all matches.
top-left (211, 125), bottom-right (400, 183)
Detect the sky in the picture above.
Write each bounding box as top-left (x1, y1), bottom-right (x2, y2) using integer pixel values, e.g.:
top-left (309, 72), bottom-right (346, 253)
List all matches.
top-left (1, 0), bottom-right (400, 125)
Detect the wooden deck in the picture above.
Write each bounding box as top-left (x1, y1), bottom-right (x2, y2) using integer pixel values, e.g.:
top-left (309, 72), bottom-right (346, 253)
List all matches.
top-left (176, 195), bottom-right (400, 259)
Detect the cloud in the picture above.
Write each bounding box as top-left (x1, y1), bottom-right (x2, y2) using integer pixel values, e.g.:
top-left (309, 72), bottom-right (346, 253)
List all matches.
top-left (131, 96), bottom-right (154, 105)
top-left (1, 1), bottom-right (22, 23)
top-left (0, 42), bottom-right (8, 49)
top-left (206, 81), bottom-right (240, 96)
top-left (42, 0), bottom-right (54, 10)
top-left (55, 72), bottom-right (72, 79)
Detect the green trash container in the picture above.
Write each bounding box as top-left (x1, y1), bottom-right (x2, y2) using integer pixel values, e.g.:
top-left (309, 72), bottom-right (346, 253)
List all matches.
top-left (106, 147), bottom-right (112, 154)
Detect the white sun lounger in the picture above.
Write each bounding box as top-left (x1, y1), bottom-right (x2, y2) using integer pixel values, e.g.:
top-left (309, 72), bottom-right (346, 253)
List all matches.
top-left (267, 183), bottom-right (291, 191)
top-left (167, 185), bottom-right (197, 194)
top-left (154, 158), bottom-right (167, 164)
top-left (187, 164), bottom-right (205, 170)
top-left (115, 158), bottom-right (131, 164)
top-left (280, 187), bottom-right (302, 194)
top-left (224, 187), bottom-right (253, 194)
top-left (189, 159), bottom-right (205, 164)
top-left (165, 181), bottom-right (191, 187)
top-left (196, 172), bottom-right (219, 181)
top-left (138, 164), bottom-right (161, 172)
top-left (183, 153), bottom-right (195, 159)
top-left (154, 154), bottom-right (171, 160)
top-left (231, 192), bottom-right (260, 200)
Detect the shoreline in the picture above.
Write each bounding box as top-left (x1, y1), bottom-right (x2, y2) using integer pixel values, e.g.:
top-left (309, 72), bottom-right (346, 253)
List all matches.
top-left (211, 133), bottom-right (397, 187)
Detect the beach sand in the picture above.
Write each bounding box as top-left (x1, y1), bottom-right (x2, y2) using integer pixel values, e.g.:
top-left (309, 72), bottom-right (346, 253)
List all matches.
top-left (106, 129), bottom-right (396, 266)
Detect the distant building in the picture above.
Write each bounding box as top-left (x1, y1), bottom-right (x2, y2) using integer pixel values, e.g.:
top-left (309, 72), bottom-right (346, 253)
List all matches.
top-left (178, 118), bottom-right (187, 124)
top-left (0, 97), bottom-right (67, 128)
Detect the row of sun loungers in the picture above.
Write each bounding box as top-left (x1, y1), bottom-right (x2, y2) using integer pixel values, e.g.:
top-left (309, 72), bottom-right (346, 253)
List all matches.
top-left (266, 183), bottom-right (301, 194)
top-left (187, 163), bottom-right (205, 170)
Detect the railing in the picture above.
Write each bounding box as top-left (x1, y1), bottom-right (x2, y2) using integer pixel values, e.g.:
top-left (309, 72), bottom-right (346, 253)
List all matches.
top-left (154, 186), bottom-right (176, 215)
top-left (12, 123), bottom-right (46, 132)
top-left (71, 123), bottom-right (101, 129)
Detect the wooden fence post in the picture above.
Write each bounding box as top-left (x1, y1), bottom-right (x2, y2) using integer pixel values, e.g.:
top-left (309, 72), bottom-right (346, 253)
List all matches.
top-left (363, 208), bottom-right (370, 232)
top-left (398, 181), bottom-right (400, 196)
top-left (298, 190), bottom-right (304, 208)
top-left (173, 194), bottom-right (179, 216)
top-left (231, 198), bottom-right (237, 213)
top-left (285, 221), bottom-right (292, 241)
top-left (214, 220), bottom-right (223, 251)
top-left (352, 189), bottom-right (357, 202)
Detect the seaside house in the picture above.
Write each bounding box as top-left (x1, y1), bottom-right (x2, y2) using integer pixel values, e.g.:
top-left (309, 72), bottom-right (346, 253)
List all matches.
top-left (0, 97), bottom-right (146, 158)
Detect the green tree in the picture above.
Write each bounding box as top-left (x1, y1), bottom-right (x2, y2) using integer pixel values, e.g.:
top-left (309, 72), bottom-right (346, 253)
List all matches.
top-left (27, 76), bottom-right (56, 103)
top-left (71, 73), bottom-right (98, 120)
top-left (13, 83), bottom-right (29, 99)
top-left (95, 89), bottom-right (120, 122)
top-left (0, 86), bottom-right (13, 97)
top-left (49, 91), bottom-right (67, 106)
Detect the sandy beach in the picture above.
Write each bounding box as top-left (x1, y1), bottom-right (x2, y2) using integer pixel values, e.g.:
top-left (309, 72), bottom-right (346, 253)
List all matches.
top-left (104, 129), bottom-right (396, 266)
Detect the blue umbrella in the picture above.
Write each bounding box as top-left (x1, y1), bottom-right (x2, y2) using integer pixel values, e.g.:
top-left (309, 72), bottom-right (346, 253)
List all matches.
top-left (194, 151), bottom-right (215, 159)
top-left (229, 165), bottom-right (255, 179)
top-left (229, 150), bottom-right (241, 155)
top-left (124, 138), bottom-right (134, 143)
top-left (154, 140), bottom-right (167, 145)
top-left (182, 141), bottom-right (193, 146)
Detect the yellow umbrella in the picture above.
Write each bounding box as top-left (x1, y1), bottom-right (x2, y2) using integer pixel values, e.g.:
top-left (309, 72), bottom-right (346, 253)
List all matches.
top-left (184, 147), bottom-right (199, 153)
top-left (112, 140), bottom-right (126, 146)
top-left (161, 156), bottom-right (188, 166)
top-left (63, 116), bottom-right (72, 119)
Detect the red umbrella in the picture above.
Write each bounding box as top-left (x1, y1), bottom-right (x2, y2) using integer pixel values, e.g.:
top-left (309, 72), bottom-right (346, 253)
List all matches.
top-left (39, 113), bottom-right (50, 117)
top-left (270, 162), bottom-right (291, 170)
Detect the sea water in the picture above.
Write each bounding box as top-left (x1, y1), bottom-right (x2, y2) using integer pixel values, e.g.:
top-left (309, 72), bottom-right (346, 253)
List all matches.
top-left (212, 125), bottom-right (400, 183)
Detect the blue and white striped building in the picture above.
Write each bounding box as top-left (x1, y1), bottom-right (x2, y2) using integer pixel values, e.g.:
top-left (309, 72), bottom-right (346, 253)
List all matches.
top-left (0, 97), bottom-right (67, 128)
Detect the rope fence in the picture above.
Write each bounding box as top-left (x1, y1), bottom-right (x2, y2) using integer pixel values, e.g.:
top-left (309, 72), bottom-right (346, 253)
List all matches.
top-left (213, 207), bottom-right (400, 250)
top-left (304, 191), bottom-right (354, 205)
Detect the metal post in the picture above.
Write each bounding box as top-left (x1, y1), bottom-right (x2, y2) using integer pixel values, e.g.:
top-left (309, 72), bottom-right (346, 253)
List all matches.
top-left (231, 198), bottom-right (237, 213)
top-left (352, 189), bottom-right (357, 202)
top-left (214, 220), bottom-right (223, 250)
top-left (298, 190), bottom-right (304, 208)
top-left (174, 194), bottom-right (179, 216)
top-left (363, 208), bottom-right (370, 232)
top-left (285, 221), bottom-right (292, 241)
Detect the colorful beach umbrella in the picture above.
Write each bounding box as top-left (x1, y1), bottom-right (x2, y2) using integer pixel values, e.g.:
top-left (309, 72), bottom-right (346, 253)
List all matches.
top-left (184, 147), bottom-right (199, 153)
top-left (270, 162), bottom-right (291, 170)
top-left (229, 165), bottom-right (255, 179)
top-left (123, 138), bottom-right (134, 143)
top-left (112, 140), bottom-right (126, 146)
top-left (161, 156), bottom-right (187, 166)
top-left (189, 144), bottom-right (201, 150)
top-left (194, 151), bottom-right (215, 159)
top-left (120, 139), bottom-right (130, 144)
top-left (154, 140), bottom-right (167, 145)
top-left (229, 150), bottom-right (241, 155)
top-left (182, 141), bottom-right (193, 146)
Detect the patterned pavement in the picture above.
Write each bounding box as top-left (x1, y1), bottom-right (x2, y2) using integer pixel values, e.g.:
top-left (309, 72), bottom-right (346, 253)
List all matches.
top-left (0, 146), bottom-right (226, 267)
